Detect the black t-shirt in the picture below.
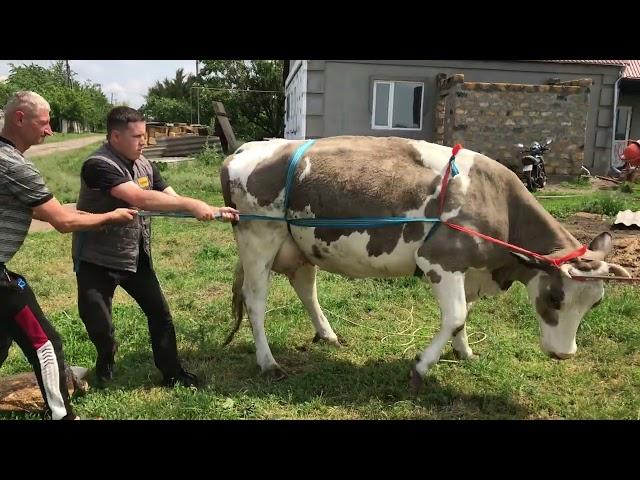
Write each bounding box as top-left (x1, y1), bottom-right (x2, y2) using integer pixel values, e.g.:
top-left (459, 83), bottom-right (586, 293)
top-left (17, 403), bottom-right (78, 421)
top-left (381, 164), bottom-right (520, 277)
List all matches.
top-left (81, 157), bottom-right (168, 192)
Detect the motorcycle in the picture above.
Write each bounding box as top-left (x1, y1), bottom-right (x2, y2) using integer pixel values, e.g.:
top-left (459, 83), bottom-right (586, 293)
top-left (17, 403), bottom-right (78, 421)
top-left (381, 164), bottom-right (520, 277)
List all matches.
top-left (515, 138), bottom-right (552, 192)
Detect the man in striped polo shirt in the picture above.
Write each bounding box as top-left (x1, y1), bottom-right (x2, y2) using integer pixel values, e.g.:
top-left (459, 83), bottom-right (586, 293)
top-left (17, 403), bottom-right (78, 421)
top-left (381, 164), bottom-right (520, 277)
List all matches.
top-left (0, 91), bottom-right (137, 420)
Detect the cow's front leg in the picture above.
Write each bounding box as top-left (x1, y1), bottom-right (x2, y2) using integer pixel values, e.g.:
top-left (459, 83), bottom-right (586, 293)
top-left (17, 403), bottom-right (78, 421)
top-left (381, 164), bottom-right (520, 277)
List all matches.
top-left (236, 223), bottom-right (288, 380)
top-left (288, 263), bottom-right (341, 347)
top-left (412, 259), bottom-right (468, 394)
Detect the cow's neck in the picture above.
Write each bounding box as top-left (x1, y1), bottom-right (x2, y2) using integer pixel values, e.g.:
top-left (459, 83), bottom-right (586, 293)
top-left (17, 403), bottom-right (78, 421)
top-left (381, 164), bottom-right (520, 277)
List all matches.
top-left (509, 189), bottom-right (581, 256)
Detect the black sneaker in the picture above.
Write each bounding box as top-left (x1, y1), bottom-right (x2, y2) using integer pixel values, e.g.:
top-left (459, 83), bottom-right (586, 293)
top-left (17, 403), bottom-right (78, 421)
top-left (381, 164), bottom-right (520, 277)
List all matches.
top-left (95, 359), bottom-right (114, 385)
top-left (162, 368), bottom-right (199, 388)
top-left (95, 342), bottom-right (118, 385)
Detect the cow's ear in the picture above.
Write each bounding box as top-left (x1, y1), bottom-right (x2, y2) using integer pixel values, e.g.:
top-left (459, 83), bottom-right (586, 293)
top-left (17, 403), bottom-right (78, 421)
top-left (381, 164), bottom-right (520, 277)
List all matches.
top-left (511, 252), bottom-right (556, 274)
top-left (588, 232), bottom-right (613, 258)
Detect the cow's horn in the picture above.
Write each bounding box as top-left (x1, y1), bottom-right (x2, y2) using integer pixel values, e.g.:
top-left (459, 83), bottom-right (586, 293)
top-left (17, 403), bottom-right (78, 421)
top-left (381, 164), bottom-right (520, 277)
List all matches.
top-left (608, 263), bottom-right (632, 278)
top-left (559, 264), bottom-right (573, 279)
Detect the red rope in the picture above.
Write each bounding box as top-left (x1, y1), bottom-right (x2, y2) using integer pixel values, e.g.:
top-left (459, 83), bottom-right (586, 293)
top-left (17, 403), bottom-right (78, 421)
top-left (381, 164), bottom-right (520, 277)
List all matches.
top-left (437, 144), bottom-right (586, 268)
top-left (443, 221), bottom-right (587, 266)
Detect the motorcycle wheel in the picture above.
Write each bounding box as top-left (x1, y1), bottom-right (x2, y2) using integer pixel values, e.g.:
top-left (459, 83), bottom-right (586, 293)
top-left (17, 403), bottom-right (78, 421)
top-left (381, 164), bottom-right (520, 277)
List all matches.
top-left (525, 171), bottom-right (537, 192)
top-left (536, 175), bottom-right (546, 189)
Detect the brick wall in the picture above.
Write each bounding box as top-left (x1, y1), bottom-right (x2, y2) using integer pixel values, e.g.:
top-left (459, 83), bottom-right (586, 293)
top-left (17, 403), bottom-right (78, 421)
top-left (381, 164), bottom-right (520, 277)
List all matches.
top-left (435, 74), bottom-right (591, 176)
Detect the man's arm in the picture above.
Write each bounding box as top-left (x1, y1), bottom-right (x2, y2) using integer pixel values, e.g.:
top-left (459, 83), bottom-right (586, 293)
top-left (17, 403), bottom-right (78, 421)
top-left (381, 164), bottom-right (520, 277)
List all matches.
top-left (111, 182), bottom-right (238, 221)
top-left (32, 197), bottom-right (137, 233)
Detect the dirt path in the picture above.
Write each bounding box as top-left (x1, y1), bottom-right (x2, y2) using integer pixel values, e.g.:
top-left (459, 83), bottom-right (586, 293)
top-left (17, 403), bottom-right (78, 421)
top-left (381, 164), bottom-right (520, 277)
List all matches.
top-left (24, 135), bottom-right (104, 159)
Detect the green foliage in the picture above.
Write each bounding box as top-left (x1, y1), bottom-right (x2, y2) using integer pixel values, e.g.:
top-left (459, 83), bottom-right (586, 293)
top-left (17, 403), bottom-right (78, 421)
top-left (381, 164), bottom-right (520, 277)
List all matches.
top-left (200, 60), bottom-right (284, 140)
top-left (581, 194), bottom-right (632, 217)
top-left (1, 61), bottom-right (110, 132)
top-left (140, 95), bottom-right (191, 123)
top-left (140, 60), bottom-right (285, 141)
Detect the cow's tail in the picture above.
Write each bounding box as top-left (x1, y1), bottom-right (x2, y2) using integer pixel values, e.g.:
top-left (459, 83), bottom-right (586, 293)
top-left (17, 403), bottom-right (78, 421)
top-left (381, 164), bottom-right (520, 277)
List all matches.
top-left (224, 260), bottom-right (245, 346)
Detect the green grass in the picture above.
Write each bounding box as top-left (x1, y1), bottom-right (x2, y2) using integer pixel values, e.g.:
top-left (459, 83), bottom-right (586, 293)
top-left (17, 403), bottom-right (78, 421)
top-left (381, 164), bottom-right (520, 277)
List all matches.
top-left (1, 149), bottom-right (640, 419)
top-left (44, 132), bottom-right (102, 144)
top-left (537, 184), bottom-right (640, 219)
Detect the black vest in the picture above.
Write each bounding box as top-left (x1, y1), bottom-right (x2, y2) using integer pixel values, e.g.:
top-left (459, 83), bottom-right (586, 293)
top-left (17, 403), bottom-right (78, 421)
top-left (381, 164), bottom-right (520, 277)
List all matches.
top-left (72, 143), bottom-right (154, 273)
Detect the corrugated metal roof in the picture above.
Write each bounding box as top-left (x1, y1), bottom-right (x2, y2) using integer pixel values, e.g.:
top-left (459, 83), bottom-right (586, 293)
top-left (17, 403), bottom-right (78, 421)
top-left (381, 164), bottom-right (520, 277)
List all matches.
top-left (623, 60), bottom-right (640, 79)
top-left (613, 210), bottom-right (640, 228)
top-left (545, 60), bottom-right (629, 67)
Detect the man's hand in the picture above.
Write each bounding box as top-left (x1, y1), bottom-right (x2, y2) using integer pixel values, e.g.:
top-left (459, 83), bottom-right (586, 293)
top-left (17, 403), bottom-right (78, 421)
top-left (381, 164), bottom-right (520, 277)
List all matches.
top-left (215, 206), bottom-right (240, 222)
top-left (187, 199), bottom-right (218, 221)
top-left (108, 208), bottom-right (138, 224)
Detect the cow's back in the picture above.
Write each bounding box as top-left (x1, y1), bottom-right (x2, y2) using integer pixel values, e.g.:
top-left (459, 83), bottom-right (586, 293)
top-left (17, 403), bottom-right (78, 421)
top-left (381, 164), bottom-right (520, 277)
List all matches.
top-left (222, 136), bottom-right (522, 278)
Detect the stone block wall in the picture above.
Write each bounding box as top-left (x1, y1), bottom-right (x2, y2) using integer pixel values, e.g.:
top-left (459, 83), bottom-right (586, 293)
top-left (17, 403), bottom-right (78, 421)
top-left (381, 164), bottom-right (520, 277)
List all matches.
top-left (435, 74), bottom-right (592, 176)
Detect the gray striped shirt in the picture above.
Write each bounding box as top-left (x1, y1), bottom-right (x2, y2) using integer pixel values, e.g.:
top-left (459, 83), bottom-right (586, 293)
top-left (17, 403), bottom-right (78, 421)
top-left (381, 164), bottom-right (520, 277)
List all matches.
top-left (0, 138), bottom-right (53, 263)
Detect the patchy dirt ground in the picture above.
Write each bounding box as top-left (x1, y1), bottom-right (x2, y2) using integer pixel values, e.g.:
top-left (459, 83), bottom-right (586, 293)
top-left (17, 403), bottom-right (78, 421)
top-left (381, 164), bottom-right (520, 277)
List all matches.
top-left (23, 134), bottom-right (103, 159)
top-left (561, 212), bottom-right (640, 277)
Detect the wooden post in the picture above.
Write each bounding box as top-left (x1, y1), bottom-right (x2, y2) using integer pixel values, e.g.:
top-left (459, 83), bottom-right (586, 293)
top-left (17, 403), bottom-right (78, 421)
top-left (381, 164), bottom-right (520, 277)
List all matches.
top-left (213, 101), bottom-right (238, 154)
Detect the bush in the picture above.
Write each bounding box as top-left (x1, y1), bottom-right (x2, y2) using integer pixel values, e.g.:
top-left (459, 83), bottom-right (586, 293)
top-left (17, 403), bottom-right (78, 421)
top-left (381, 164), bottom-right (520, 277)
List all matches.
top-left (581, 194), bottom-right (629, 216)
top-left (194, 144), bottom-right (225, 167)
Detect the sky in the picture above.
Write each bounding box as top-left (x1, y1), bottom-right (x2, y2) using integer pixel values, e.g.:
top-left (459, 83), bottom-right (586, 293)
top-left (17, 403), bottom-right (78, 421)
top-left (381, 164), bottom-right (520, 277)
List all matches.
top-left (0, 60), bottom-right (199, 108)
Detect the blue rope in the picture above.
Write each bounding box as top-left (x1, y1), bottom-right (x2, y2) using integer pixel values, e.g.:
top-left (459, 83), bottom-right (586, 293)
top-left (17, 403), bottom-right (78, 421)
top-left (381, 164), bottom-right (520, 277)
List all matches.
top-left (138, 211), bottom-right (442, 228)
top-left (284, 139), bottom-right (316, 210)
top-left (139, 142), bottom-right (461, 230)
top-left (451, 160), bottom-right (460, 177)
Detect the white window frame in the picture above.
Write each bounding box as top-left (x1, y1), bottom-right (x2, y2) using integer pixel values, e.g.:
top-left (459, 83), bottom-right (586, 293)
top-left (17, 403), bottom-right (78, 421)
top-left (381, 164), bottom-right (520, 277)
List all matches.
top-left (371, 80), bottom-right (424, 131)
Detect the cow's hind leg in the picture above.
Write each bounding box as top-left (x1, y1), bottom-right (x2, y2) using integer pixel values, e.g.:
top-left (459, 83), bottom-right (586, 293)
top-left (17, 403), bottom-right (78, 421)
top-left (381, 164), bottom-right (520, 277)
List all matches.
top-left (288, 264), bottom-right (341, 347)
top-left (412, 258), bottom-right (468, 394)
top-left (236, 223), bottom-right (288, 380)
top-left (451, 302), bottom-right (478, 361)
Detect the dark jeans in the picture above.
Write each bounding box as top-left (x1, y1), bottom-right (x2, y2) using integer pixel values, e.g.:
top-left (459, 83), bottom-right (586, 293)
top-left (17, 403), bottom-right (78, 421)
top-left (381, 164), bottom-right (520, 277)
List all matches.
top-left (75, 252), bottom-right (182, 377)
top-left (0, 266), bottom-right (76, 420)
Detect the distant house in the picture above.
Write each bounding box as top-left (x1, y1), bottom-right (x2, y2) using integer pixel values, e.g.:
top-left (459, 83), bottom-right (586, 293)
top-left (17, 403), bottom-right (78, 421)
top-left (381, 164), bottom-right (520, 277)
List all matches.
top-left (284, 60), bottom-right (640, 176)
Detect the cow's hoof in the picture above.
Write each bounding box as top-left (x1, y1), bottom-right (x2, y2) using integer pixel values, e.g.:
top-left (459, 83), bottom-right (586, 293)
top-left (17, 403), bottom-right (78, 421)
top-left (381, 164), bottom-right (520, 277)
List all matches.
top-left (453, 350), bottom-right (479, 361)
top-left (263, 365), bottom-right (287, 381)
top-left (409, 366), bottom-right (423, 396)
top-left (312, 334), bottom-right (344, 348)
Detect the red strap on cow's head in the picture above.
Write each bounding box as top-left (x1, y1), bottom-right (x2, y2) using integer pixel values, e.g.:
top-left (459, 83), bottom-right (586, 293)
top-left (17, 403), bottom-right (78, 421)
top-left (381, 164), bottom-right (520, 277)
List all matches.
top-left (451, 144), bottom-right (462, 157)
top-left (545, 244), bottom-right (588, 267)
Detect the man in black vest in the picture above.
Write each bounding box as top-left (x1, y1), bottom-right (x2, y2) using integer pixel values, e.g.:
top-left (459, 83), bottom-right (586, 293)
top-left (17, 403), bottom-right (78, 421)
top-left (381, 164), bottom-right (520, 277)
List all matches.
top-left (72, 106), bottom-right (238, 388)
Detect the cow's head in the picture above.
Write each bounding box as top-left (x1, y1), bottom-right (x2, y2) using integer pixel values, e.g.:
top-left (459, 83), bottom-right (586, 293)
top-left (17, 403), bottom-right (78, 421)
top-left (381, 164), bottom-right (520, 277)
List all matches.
top-left (513, 232), bottom-right (630, 359)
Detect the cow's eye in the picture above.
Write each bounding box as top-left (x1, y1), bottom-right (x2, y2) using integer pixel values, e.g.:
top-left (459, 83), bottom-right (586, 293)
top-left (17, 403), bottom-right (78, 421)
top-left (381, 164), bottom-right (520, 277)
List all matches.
top-left (547, 292), bottom-right (563, 309)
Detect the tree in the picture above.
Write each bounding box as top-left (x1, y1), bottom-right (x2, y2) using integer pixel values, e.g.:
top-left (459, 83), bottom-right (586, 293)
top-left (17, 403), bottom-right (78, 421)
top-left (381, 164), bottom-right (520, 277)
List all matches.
top-left (2, 61), bottom-right (110, 132)
top-left (140, 95), bottom-right (191, 123)
top-left (147, 68), bottom-right (195, 100)
top-left (199, 60), bottom-right (285, 140)
top-left (140, 61), bottom-right (285, 140)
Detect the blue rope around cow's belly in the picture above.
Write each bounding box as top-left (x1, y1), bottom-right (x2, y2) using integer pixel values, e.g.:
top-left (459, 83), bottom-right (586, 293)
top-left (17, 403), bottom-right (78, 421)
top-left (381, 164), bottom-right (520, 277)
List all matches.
top-left (138, 141), bottom-right (456, 229)
top-left (138, 211), bottom-right (442, 229)
top-left (245, 215), bottom-right (442, 228)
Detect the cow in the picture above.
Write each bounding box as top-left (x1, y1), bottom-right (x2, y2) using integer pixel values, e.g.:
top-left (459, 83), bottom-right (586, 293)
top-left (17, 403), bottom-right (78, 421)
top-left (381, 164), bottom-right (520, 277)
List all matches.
top-left (220, 135), bottom-right (630, 392)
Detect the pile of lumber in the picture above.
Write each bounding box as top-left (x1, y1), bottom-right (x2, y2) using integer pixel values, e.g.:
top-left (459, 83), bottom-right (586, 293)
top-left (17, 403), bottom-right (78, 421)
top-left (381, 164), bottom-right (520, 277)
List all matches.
top-left (145, 122), bottom-right (210, 146)
top-left (142, 135), bottom-right (221, 159)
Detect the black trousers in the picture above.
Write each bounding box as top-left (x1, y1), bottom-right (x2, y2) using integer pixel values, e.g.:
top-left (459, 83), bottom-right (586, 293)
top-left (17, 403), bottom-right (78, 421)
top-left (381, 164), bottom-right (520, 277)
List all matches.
top-left (75, 251), bottom-right (182, 377)
top-left (0, 267), bottom-right (76, 420)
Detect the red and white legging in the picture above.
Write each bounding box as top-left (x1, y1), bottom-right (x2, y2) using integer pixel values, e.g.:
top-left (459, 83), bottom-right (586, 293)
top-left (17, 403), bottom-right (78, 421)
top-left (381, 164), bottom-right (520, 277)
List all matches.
top-left (0, 268), bottom-right (75, 420)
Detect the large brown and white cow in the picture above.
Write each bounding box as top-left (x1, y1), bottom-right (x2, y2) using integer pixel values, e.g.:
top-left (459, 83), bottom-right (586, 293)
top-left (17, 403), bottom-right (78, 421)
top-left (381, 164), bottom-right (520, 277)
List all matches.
top-left (220, 136), bottom-right (629, 391)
